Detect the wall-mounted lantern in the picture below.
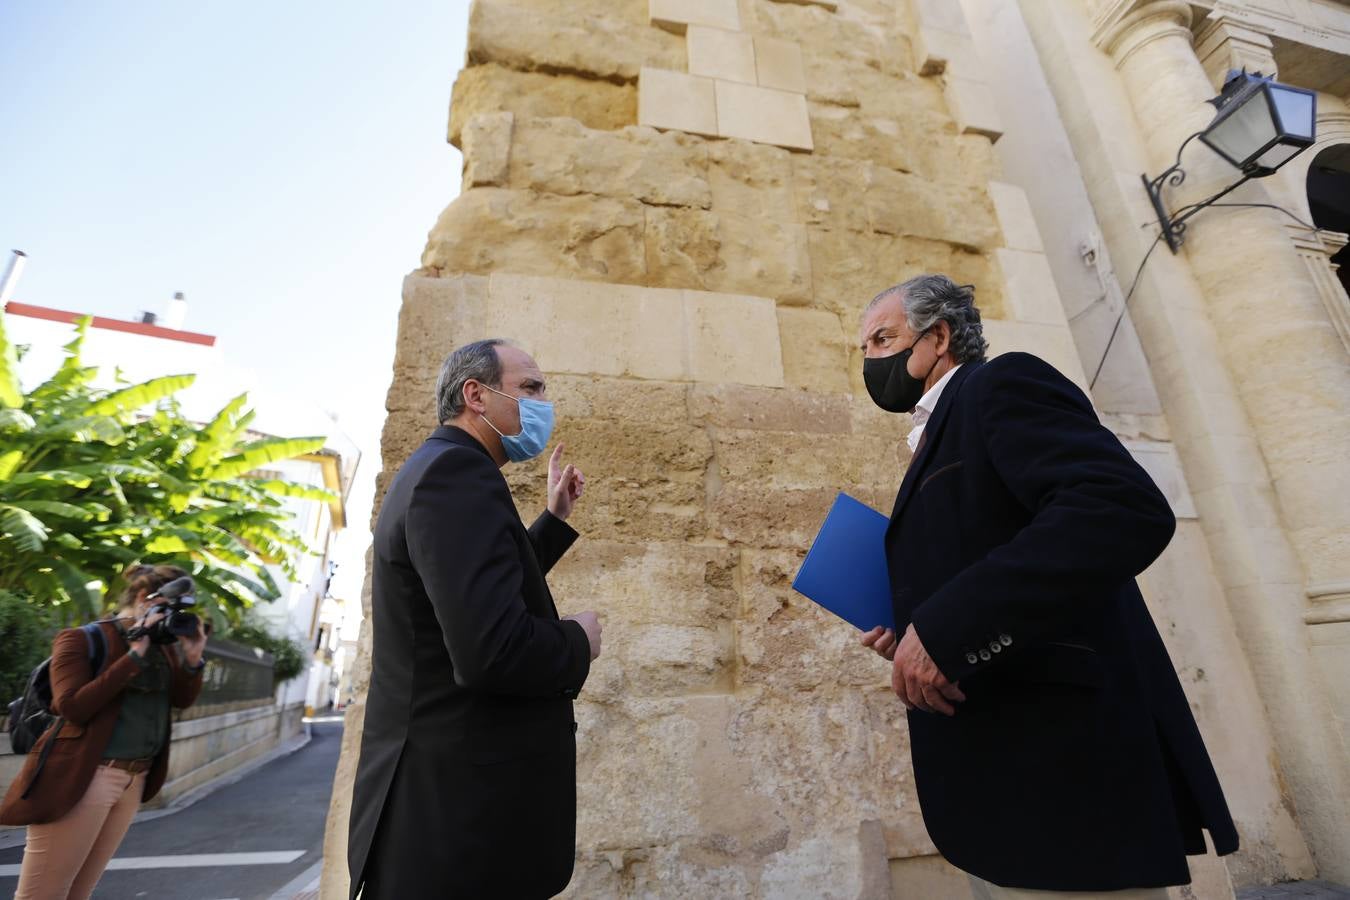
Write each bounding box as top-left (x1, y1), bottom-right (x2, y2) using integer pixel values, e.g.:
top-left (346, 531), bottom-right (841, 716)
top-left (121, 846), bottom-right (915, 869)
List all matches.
top-left (1143, 70), bottom-right (1317, 253)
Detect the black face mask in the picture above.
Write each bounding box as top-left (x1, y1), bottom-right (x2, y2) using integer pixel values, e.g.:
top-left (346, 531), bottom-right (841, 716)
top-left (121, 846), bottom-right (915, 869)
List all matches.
top-left (863, 330), bottom-right (934, 413)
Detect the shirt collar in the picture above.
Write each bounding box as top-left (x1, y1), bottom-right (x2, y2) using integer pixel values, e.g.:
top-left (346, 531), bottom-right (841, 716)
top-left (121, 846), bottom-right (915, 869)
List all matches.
top-left (906, 364), bottom-right (961, 453)
top-left (912, 364), bottom-right (962, 430)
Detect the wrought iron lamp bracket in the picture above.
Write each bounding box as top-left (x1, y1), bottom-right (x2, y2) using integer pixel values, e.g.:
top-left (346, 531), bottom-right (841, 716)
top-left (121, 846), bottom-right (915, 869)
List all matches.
top-left (1142, 130), bottom-right (1255, 254)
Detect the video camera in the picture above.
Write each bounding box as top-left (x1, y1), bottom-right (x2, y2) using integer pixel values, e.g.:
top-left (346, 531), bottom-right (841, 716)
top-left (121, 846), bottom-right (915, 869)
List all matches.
top-left (125, 576), bottom-right (202, 644)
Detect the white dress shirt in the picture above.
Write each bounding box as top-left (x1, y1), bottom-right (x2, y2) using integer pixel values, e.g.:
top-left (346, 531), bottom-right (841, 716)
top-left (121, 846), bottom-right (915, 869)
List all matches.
top-left (906, 364), bottom-right (963, 453)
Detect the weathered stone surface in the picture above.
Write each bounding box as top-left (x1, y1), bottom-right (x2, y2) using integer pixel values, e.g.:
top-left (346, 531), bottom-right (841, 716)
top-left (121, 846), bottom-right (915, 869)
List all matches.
top-left (508, 118), bottom-right (712, 209)
top-left (468, 0), bottom-right (684, 82)
top-left (688, 382), bottom-right (852, 433)
top-left (777, 306), bottom-right (852, 394)
top-left (507, 0), bottom-right (649, 26)
top-left (751, 0), bottom-right (890, 71)
top-left (421, 187), bottom-right (648, 283)
top-left (644, 206), bottom-right (813, 303)
top-left (460, 111), bottom-right (513, 187)
top-left (792, 153), bottom-right (872, 232)
top-left (805, 228), bottom-right (1006, 321)
top-left (806, 103), bottom-right (923, 174)
top-left (707, 139), bottom-right (796, 223)
top-left (449, 64), bottom-right (636, 146)
top-left (866, 166), bottom-right (999, 250)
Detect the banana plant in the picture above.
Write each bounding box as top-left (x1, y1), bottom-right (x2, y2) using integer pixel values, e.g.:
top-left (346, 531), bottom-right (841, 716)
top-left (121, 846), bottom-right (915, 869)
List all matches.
top-left (0, 313), bottom-right (337, 627)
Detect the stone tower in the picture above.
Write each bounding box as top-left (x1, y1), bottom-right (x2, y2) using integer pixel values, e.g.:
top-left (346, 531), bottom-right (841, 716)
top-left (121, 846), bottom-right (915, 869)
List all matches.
top-left (321, 0), bottom-right (1340, 896)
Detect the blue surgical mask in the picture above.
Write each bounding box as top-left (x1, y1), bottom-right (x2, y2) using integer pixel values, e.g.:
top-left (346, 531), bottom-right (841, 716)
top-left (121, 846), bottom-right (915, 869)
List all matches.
top-left (480, 384), bottom-right (555, 462)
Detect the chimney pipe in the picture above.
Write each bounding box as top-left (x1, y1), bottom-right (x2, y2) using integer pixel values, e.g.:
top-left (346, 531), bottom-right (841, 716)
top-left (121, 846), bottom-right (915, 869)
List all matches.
top-left (164, 291), bottom-right (188, 330)
top-left (0, 250), bottom-right (28, 306)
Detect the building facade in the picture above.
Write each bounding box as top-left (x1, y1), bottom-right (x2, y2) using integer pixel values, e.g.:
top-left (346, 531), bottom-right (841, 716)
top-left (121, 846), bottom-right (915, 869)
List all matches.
top-left (322, 1), bottom-right (1350, 896)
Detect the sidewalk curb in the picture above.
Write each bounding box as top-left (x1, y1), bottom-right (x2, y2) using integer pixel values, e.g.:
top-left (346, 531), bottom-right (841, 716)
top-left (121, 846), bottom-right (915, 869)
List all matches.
top-left (269, 858), bottom-right (324, 900)
top-left (0, 726), bottom-right (313, 852)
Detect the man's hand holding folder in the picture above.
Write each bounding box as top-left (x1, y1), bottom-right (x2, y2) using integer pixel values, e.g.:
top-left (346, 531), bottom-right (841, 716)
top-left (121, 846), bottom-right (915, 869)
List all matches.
top-left (794, 493), bottom-right (964, 716)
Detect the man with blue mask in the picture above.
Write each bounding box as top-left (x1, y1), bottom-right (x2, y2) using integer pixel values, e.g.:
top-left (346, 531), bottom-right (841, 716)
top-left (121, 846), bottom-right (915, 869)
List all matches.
top-left (349, 338), bottom-right (602, 900)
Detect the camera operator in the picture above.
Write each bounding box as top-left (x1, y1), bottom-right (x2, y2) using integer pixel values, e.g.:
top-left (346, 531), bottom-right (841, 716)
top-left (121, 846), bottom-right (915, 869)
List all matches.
top-left (0, 564), bottom-right (208, 900)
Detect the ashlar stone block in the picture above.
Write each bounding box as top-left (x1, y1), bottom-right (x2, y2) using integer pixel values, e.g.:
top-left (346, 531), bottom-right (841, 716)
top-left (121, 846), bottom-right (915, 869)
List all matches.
top-left (776, 306), bottom-right (852, 394)
top-left (478, 273), bottom-right (787, 389)
top-left (644, 206), bottom-right (813, 303)
top-left (806, 102), bottom-right (923, 174)
top-left (685, 290), bottom-right (786, 387)
top-left (471, 0), bottom-right (684, 82)
top-left (508, 118), bottom-right (712, 210)
top-left (687, 25), bottom-right (757, 85)
top-left (754, 35), bottom-right (807, 94)
top-left (987, 181), bottom-right (1044, 253)
top-left (707, 139), bottom-right (796, 222)
top-left (909, 0), bottom-right (970, 37)
top-left (792, 153), bottom-right (872, 232)
top-left (649, 0), bottom-right (741, 33)
top-left (460, 112), bottom-right (513, 188)
top-left (866, 166), bottom-right (1000, 251)
top-left (914, 27), bottom-right (977, 77)
top-left (715, 80), bottom-right (814, 151)
top-left (486, 274), bottom-right (687, 381)
top-left (421, 188), bottom-right (647, 285)
top-left (639, 67), bottom-right (719, 138)
top-left (995, 247), bottom-right (1066, 326)
top-left (448, 64), bottom-right (636, 148)
top-left (943, 76), bottom-right (1004, 141)
top-left (688, 382), bottom-right (852, 433)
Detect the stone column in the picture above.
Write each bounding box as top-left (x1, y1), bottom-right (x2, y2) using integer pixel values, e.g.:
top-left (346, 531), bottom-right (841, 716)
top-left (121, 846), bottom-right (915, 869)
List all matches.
top-left (1096, 0), bottom-right (1350, 880)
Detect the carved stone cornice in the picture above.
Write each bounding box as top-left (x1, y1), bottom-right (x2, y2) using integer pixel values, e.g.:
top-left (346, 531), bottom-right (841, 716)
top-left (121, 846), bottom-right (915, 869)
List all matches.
top-left (1193, 15), bottom-right (1278, 89)
top-left (1092, 0), bottom-right (1194, 68)
top-left (1306, 580), bottom-right (1350, 625)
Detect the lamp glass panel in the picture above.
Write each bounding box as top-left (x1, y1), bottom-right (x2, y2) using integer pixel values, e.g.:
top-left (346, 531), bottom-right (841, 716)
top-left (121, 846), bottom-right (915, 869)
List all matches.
top-left (1269, 86), bottom-right (1315, 140)
top-left (1254, 142), bottom-right (1302, 171)
top-left (1204, 91), bottom-right (1276, 167)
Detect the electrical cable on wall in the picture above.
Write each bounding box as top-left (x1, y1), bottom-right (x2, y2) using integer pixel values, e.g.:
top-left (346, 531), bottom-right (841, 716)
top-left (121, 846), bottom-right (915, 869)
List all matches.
top-left (1087, 201), bottom-right (1327, 391)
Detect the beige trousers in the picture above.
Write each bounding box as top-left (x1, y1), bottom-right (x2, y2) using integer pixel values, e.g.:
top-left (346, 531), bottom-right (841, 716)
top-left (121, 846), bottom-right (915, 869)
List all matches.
top-left (14, 764), bottom-right (145, 900)
top-left (969, 875), bottom-right (1170, 900)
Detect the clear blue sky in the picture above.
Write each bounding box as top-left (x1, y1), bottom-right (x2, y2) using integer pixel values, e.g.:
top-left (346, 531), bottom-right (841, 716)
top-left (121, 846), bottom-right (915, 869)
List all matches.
top-left (0, 1), bottom-right (470, 600)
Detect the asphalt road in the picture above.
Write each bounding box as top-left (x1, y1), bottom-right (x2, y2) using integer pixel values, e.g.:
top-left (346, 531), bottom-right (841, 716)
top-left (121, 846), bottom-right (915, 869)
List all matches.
top-left (0, 719), bottom-right (343, 900)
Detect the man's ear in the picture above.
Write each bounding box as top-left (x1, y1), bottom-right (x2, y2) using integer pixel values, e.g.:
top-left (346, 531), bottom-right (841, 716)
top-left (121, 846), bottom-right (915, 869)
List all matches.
top-left (933, 320), bottom-right (953, 358)
top-left (461, 380), bottom-right (485, 416)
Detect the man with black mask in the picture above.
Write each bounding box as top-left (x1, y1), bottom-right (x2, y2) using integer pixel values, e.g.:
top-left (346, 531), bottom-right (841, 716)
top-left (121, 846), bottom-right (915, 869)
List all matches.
top-left (854, 274), bottom-right (1238, 899)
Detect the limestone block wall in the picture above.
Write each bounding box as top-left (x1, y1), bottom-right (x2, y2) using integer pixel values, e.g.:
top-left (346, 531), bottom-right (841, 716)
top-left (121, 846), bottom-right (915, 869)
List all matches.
top-left (321, 1), bottom-right (1113, 896)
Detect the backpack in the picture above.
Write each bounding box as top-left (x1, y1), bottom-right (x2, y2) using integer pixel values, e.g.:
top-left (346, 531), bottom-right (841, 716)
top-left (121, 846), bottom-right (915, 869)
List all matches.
top-left (6, 622), bottom-right (108, 755)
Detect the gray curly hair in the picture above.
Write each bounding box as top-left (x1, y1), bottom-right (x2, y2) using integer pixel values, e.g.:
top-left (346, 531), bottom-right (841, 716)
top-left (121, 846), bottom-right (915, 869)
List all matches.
top-left (867, 274), bottom-right (989, 364)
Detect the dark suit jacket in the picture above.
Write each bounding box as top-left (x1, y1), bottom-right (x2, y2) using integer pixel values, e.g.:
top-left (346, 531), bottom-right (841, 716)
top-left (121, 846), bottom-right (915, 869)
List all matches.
top-left (348, 426), bottom-right (592, 900)
top-left (0, 622), bottom-right (203, 826)
top-left (885, 353), bottom-right (1238, 892)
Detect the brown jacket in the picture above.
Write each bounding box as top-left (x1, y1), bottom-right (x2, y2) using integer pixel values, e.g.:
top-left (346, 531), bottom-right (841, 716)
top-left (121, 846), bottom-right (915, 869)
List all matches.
top-left (0, 621), bottom-right (203, 825)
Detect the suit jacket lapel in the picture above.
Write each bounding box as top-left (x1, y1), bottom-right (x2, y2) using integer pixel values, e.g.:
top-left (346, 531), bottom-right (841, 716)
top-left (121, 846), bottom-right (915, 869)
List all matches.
top-left (888, 362), bottom-right (979, 527)
top-left (431, 426), bottom-right (562, 618)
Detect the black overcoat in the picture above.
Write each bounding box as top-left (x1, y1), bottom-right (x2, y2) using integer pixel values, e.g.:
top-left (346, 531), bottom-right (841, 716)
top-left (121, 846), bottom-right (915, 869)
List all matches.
top-left (887, 353), bottom-right (1238, 891)
top-left (348, 426), bottom-right (591, 899)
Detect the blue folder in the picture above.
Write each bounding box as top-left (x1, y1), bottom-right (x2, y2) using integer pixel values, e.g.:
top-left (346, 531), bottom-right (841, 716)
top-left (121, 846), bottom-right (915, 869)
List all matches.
top-left (792, 492), bottom-right (895, 631)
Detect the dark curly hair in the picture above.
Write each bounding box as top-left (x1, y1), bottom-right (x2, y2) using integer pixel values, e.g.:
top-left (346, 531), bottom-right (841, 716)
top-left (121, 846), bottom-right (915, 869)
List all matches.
top-left (868, 274), bottom-right (989, 364)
